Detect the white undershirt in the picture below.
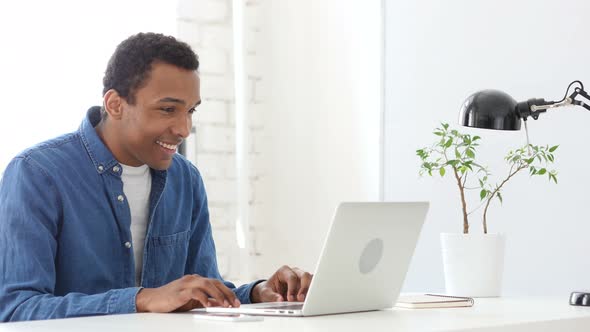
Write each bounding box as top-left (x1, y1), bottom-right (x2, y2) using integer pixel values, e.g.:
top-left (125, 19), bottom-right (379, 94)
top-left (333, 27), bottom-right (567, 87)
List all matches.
top-left (120, 164), bottom-right (152, 287)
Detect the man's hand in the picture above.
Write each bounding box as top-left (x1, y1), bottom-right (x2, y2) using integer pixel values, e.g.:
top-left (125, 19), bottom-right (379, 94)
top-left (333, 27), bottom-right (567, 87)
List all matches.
top-left (136, 274), bottom-right (241, 313)
top-left (251, 266), bottom-right (313, 303)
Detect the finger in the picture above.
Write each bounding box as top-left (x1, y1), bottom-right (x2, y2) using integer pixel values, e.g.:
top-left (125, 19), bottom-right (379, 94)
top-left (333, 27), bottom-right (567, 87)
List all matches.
top-left (175, 299), bottom-right (202, 312)
top-left (271, 274), bottom-right (288, 299)
top-left (203, 279), bottom-right (239, 308)
top-left (212, 279), bottom-right (241, 308)
top-left (189, 288), bottom-right (212, 307)
top-left (197, 279), bottom-right (230, 307)
top-left (261, 287), bottom-right (284, 302)
top-left (205, 279), bottom-right (230, 308)
top-left (294, 270), bottom-right (313, 302)
top-left (277, 266), bottom-right (300, 302)
top-left (208, 298), bottom-right (222, 307)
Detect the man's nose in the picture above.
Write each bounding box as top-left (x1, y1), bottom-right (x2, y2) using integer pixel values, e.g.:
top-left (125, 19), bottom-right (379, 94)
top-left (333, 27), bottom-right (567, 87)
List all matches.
top-left (172, 114), bottom-right (191, 139)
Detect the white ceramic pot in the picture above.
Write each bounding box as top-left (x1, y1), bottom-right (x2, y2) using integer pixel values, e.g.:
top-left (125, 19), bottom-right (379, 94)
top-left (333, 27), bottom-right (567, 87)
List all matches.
top-left (440, 233), bottom-right (505, 297)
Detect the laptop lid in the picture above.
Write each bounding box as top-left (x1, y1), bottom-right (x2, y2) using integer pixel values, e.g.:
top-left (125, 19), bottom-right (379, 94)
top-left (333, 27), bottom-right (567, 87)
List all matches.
top-left (204, 202), bottom-right (429, 317)
top-left (301, 202), bottom-right (428, 316)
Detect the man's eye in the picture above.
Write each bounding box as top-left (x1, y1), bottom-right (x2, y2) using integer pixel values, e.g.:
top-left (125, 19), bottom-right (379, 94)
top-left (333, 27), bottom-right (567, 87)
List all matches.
top-left (160, 107), bottom-right (175, 113)
top-left (188, 108), bottom-right (196, 114)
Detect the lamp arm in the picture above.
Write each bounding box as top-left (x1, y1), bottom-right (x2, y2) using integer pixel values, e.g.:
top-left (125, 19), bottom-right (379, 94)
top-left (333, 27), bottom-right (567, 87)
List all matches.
top-left (569, 87), bottom-right (590, 111)
top-left (518, 81), bottom-right (590, 120)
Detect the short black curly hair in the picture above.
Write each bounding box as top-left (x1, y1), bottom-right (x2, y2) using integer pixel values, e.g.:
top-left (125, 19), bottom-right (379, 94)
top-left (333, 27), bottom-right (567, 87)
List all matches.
top-left (101, 32), bottom-right (199, 116)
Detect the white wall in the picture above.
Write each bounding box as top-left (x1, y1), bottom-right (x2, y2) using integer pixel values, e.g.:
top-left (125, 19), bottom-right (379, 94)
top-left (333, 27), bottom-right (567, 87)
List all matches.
top-left (385, 0), bottom-right (590, 295)
top-left (0, 0), bottom-right (176, 174)
top-left (252, 0), bottom-right (383, 276)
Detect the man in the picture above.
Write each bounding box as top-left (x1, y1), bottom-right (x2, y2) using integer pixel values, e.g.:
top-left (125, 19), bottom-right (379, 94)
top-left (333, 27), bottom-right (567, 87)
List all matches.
top-left (0, 32), bottom-right (312, 322)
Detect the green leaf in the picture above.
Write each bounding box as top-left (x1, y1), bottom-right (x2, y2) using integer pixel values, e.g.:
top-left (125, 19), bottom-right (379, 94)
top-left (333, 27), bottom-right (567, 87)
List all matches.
top-left (434, 131), bottom-right (444, 136)
top-left (538, 168), bottom-right (547, 175)
top-left (444, 138), bottom-right (453, 148)
top-left (497, 192), bottom-right (503, 204)
top-left (455, 149), bottom-right (461, 159)
top-left (466, 149), bottom-right (475, 158)
top-left (473, 136), bottom-right (481, 141)
top-left (480, 189), bottom-right (487, 200)
top-left (442, 123), bottom-right (449, 130)
top-left (549, 145), bottom-right (559, 152)
top-left (447, 160), bottom-right (459, 166)
top-left (439, 168), bottom-right (446, 177)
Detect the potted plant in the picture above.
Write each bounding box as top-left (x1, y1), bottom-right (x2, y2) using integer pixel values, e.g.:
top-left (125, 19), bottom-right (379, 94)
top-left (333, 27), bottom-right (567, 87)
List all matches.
top-left (416, 123), bottom-right (558, 297)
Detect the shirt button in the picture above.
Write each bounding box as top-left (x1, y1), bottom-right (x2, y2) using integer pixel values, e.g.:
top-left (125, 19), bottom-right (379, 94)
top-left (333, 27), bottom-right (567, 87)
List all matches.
top-left (113, 165), bottom-right (120, 173)
top-left (97, 165), bottom-right (104, 172)
top-left (124, 242), bottom-right (132, 249)
top-left (117, 195), bottom-right (125, 202)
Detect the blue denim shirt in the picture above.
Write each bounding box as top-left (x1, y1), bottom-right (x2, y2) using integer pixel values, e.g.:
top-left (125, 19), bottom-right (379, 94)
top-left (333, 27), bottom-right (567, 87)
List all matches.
top-left (0, 107), bottom-right (259, 322)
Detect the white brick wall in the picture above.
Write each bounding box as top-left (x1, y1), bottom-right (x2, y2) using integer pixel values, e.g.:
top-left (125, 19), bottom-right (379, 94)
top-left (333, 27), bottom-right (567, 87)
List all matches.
top-left (178, 0), bottom-right (229, 22)
top-left (177, 0), bottom-right (268, 282)
top-left (200, 75), bottom-right (234, 100)
top-left (196, 100), bottom-right (228, 124)
top-left (195, 125), bottom-right (236, 152)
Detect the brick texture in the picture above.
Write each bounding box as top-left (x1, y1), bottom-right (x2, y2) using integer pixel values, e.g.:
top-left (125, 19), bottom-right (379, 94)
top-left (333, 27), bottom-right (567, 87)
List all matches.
top-left (177, 0), bottom-right (267, 282)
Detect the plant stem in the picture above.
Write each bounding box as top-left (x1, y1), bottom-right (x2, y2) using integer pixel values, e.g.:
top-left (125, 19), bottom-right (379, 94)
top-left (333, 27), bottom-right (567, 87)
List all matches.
top-left (443, 146), bottom-right (469, 234)
top-left (482, 164), bottom-right (527, 233)
top-left (452, 168), bottom-right (469, 234)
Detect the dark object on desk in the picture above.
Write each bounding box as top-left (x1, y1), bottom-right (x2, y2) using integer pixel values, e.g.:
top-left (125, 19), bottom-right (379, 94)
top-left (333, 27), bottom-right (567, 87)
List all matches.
top-left (570, 292), bottom-right (590, 307)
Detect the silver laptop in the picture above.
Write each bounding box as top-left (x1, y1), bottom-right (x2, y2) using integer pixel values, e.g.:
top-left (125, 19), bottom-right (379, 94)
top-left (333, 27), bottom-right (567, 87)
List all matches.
top-left (205, 202), bottom-right (429, 317)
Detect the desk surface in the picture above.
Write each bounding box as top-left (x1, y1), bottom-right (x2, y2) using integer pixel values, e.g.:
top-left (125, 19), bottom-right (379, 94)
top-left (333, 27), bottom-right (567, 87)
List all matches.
top-left (1, 296), bottom-right (590, 332)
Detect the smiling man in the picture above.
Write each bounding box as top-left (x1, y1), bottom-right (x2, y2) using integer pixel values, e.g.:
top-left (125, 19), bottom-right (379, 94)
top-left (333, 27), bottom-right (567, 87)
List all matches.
top-left (0, 32), bottom-right (311, 322)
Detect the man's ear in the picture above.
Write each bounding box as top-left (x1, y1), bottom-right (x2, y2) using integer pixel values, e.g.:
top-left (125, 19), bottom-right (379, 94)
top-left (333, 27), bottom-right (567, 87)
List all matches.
top-left (103, 89), bottom-right (125, 120)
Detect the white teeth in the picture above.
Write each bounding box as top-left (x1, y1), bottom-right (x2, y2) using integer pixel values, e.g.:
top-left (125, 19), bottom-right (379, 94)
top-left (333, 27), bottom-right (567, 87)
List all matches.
top-left (156, 140), bottom-right (177, 150)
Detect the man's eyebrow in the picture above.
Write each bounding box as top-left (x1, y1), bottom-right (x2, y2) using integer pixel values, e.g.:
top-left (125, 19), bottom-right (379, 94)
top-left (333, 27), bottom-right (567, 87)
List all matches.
top-left (157, 98), bottom-right (201, 109)
top-left (157, 97), bottom-right (186, 104)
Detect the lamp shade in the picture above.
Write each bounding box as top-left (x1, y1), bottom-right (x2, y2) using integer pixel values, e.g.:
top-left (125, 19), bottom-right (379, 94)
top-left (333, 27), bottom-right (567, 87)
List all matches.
top-left (459, 90), bottom-right (521, 130)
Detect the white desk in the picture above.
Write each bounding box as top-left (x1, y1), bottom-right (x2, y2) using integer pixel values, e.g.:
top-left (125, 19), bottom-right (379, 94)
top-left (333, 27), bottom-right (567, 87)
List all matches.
top-left (1, 297), bottom-right (590, 332)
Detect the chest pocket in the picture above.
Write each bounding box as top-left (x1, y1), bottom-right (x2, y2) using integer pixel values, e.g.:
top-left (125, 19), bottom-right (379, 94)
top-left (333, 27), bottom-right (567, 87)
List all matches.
top-left (144, 229), bottom-right (191, 287)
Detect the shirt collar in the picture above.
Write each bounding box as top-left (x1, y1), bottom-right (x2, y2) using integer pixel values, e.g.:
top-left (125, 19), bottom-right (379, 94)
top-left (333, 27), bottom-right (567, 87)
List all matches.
top-left (79, 106), bottom-right (120, 174)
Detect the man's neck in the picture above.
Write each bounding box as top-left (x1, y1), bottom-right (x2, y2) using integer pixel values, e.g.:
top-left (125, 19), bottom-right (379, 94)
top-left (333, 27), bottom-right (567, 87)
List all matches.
top-left (95, 120), bottom-right (141, 167)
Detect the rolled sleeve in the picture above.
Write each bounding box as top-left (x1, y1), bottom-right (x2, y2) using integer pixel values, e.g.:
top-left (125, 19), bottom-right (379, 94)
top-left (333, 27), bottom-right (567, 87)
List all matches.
top-left (107, 287), bottom-right (143, 314)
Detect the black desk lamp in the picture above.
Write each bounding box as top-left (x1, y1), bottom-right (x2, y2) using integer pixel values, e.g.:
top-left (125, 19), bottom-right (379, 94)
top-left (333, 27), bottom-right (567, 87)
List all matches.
top-left (457, 80), bottom-right (590, 306)
top-left (459, 80), bottom-right (590, 130)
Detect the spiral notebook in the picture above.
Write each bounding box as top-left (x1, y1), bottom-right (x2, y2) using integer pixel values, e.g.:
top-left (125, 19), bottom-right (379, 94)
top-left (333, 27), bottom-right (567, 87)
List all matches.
top-left (395, 294), bottom-right (474, 309)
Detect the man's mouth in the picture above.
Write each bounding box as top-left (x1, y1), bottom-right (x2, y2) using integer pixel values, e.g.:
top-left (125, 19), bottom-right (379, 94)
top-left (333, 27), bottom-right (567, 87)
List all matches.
top-left (156, 140), bottom-right (178, 151)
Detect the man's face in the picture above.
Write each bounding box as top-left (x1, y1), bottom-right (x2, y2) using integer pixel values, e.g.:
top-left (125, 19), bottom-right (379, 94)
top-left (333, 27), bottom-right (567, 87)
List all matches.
top-left (117, 62), bottom-right (200, 170)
